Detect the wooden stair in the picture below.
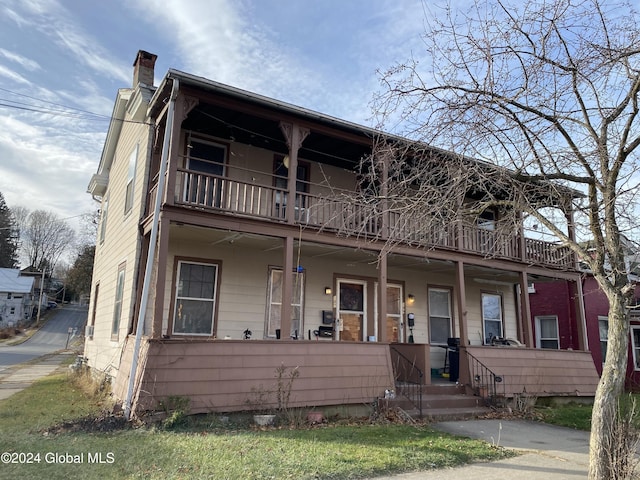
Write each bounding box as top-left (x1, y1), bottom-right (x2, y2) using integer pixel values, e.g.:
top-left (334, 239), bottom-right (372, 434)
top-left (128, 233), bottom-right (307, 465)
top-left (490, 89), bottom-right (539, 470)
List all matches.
top-left (386, 381), bottom-right (492, 420)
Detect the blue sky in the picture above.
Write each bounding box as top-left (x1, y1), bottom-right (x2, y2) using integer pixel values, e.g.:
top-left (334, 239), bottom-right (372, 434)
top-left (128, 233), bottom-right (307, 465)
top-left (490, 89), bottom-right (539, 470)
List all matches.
top-left (0, 0), bottom-right (434, 241)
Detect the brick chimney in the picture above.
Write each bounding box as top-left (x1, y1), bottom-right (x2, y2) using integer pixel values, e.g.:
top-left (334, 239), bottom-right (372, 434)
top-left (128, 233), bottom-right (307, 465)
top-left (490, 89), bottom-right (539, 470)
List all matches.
top-left (132, 50), bottom-right (157, 88)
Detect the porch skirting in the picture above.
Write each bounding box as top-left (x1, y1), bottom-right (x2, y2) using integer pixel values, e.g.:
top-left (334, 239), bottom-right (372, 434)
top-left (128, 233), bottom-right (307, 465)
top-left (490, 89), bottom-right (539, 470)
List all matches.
top-left (112, 336), bottom-right (396, 416)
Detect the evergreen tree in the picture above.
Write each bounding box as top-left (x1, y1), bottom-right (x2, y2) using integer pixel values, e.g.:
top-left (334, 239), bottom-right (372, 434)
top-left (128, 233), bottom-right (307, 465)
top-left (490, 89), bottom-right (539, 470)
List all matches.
top-left (0, 192), bottom-right (18, 268)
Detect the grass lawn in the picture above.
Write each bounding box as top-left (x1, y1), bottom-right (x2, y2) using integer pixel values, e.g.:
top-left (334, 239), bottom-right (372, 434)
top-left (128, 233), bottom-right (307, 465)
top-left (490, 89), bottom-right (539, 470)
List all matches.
top-left (536, 394), bottom-right (640, 431)
top-left (0, 371), bottom-right (513, 480)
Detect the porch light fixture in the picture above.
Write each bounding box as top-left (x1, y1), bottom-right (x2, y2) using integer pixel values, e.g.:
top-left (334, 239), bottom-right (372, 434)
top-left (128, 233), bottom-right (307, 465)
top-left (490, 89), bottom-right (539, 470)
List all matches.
top-left (283, 155), bottom-right (290, 169)
top-left (407, 294), bottom-right (415, 306)
top-left (324, 287), bottom-right (332, 295)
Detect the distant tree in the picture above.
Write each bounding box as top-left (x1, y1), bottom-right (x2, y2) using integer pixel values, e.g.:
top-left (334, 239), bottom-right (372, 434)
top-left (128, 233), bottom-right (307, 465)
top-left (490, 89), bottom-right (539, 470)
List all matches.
top-left (0, 192), bottom-right (18, 268)
top-left (65, 245), bottom-right (94, 300)
top-left (77, 210), bottom-right (100, 246)
top-left (16, 209), bottom-right (75, 275)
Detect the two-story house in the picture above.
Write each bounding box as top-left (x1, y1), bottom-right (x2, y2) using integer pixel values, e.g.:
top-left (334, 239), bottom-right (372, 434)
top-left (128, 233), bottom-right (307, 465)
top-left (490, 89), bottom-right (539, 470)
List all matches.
top-left (85, 51), bottom-right (599, 417)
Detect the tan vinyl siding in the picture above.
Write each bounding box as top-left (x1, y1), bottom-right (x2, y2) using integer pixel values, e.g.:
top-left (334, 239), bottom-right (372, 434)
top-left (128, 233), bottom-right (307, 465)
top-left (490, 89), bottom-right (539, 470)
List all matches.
top-left (85, 111), bottom-right (151, 375)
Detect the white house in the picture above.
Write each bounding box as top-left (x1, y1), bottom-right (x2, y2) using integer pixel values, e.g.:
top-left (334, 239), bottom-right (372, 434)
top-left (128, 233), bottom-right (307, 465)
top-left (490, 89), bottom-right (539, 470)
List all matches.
top-left (0, 269), bottom-right (35, 327)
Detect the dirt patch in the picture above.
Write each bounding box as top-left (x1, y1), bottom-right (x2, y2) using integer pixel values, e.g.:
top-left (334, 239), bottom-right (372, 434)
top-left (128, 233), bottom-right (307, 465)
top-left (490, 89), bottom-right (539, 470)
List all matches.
top-left (42, 411), bottom-right (135, 435)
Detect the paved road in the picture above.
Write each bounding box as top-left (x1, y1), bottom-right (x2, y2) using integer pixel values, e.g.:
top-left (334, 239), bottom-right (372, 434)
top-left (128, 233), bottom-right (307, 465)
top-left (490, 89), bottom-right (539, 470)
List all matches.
top-left (0, 305), bottom-right (88, 371)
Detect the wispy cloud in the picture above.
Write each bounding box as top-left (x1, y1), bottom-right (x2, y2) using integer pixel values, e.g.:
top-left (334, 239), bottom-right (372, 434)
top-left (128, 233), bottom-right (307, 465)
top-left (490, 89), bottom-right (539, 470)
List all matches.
top-left (1, 0), bottom-right (129, 83)
top-left (0, 65), bottom-right (31, 85)
top-left (0, 48), bottom-right (40, 71)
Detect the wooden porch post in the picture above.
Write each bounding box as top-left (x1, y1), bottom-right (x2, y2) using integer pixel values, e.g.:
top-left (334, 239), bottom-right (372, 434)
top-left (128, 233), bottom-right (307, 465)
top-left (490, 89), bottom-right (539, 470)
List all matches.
top-left (574, 276), bottom-right (589, 351)
top-left (164, 93), bottom-right (198, 205)
top-left (519, 271), bottom-right (534, 347)
top-left (152, 214), bottom-right (170, 337)
top-left (280, 235), bottom-right (294, 339)
top-left (279, 122), bottom-right (309, 224)
top-left (455, 260), bottom-right (470, 386)
top-left (377, 252), bottom-right (388, 342)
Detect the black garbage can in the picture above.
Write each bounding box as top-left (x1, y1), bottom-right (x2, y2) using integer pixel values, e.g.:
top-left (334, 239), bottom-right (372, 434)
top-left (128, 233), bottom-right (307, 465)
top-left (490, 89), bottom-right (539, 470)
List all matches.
top-left (447, 337), bottom-right (460, 383)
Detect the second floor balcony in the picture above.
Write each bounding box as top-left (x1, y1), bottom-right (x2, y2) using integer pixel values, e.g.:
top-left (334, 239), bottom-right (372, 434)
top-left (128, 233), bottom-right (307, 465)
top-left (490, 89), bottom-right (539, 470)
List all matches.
top-left (146, 160), bottom-right (574, 270)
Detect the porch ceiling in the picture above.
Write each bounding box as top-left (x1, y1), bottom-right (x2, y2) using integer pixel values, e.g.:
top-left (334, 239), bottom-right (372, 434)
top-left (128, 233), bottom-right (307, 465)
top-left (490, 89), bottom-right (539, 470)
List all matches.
top-left (169, 224), bottom-right (557, 281)
top-left (182, 102), bottom-right (372, 170)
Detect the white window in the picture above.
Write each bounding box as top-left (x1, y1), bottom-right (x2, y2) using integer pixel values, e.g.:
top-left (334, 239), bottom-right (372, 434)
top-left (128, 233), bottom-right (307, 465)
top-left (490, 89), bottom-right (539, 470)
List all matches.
top-left (599, 316), bottom-right (608, 363)
top-left (124, 144), bottom-right (138, 214)
top-left (265, 268), bottom-right (304, 339)
top-left (173, 261), bottom-right (218, 336)
top-left (535, 315), bottom-right (559, 349)
top-left (429, 287), bottom-right (452, 345)
top-left (482, 292), bottom-right (503, 344)
top-left (631, 327), bottom-right (640, 370)
top-left (111, 264), bottom-right (126, 340)
top-left (99, 195), bottom-right (109, 244)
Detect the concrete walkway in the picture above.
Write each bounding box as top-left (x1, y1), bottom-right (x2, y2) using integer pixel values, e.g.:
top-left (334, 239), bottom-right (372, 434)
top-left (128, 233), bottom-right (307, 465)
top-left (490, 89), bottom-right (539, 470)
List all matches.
top-left (0, 351), bottom-right (73, 401)
top-left (371, 419), bottom-right (590, 479)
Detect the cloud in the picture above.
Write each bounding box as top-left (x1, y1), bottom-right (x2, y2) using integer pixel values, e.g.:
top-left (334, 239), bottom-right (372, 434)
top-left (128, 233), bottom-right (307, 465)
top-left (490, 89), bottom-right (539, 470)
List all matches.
top-left (1, 0), bottom-right (129, 83)
top-left (0, 64), bottom-right (31, 85)
top-left (0, 112), bottom-right (101, 220)
top-left (0, 48), bottom-right (41, 71)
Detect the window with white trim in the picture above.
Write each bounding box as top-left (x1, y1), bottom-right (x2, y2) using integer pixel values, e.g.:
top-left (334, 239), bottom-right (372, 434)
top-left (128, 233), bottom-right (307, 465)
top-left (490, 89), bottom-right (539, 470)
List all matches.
top-left (99, 195), bottom-right (109, 244)
top-left (535, 315), bottom-right (559, 349)
top-left (482, 292), bottom-right (503, 344)
top-left (173, 261), bottom-right (218, 336)
top-left (265, 267), bottom-right (304, 339)
top-left (111, 263), bottom-right (126, 340)
top-left (599, 316), bottom-right (609, 363)
top-left (631, 326), bottom-right (640, 370)
top-left (124, 144), bottom-right (138, 214)
top-left (429, 287), bottom-right (452, 345)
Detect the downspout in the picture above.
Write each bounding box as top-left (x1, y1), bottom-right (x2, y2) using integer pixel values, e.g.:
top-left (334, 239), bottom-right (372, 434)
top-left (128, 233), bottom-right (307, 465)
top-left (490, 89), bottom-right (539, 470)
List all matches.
top-left (124, 78), bottom-right (179, 419)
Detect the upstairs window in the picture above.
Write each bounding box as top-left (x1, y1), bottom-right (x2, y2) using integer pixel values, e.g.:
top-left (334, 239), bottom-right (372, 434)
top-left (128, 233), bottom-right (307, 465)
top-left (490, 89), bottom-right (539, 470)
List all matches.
top-left (99, 195), bottom-right (109, 244)
top-left (124, 144), bottom-right (138, 214)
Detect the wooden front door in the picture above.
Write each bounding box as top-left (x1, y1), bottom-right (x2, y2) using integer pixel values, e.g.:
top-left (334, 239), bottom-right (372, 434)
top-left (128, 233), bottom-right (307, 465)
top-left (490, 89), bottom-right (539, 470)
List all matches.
top-left (337, 279), bottom-right (366, 342)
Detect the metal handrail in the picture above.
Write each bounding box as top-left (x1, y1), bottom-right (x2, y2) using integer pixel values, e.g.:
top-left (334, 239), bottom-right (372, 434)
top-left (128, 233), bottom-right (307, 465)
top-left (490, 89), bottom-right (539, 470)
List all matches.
top-left (389, 346), bottom-right (424, 418)
top-left (466, 350), bottom-right (505, 407)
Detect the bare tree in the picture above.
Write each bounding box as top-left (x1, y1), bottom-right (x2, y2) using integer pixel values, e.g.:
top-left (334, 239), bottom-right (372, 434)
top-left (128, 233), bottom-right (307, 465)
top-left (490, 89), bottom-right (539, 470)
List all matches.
top-left (17, 209), bottom-right (75, 275)
top-left (364, 1), bottom-right (640, 478)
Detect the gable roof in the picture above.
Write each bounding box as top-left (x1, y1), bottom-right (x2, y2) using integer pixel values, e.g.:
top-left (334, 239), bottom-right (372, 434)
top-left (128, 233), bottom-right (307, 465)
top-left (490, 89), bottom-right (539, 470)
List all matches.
top-left (0, 269), bottom-right (34, 294)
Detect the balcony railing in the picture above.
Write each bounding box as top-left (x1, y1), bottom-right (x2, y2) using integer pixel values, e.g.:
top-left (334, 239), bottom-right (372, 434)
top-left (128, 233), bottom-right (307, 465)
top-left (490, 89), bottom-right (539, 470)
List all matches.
top-left (151, 168), bottom-right (574, 269)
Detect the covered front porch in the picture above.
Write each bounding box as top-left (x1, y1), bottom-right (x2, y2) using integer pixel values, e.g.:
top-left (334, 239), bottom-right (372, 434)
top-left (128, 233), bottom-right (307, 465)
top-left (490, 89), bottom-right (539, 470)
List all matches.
top-left (115, 337), bottom-right (599, 417)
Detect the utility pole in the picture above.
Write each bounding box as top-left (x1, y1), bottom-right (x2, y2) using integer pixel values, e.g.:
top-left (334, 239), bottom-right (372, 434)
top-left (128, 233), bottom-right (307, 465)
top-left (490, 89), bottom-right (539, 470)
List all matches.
top-left (35, 269), bottom-right (45, 325)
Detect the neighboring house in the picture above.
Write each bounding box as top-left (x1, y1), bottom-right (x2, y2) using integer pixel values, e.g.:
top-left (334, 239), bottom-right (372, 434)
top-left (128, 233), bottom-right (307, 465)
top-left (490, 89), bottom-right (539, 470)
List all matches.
top-left (530, 263), bottom-right (640, 390)
top-left (0, 269), bottom-right (35, 327)
top-left (84, 51), bottom-right (599, 416)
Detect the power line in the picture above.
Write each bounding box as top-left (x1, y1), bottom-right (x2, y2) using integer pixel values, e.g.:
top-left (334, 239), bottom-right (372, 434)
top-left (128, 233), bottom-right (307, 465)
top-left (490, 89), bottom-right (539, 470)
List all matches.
top-left (0, 87), bottom-right (152, 125)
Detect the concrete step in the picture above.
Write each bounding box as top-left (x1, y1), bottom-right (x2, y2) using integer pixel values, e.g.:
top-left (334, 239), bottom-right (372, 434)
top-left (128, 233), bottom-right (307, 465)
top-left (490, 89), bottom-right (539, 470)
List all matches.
top-left (390, 381), bottom-right (492, 420)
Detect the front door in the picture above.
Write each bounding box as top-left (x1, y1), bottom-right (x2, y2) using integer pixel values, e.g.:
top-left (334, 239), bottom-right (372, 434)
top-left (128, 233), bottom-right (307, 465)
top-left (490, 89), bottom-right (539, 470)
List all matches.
top-left (337, 279), bottom-right (366, 341)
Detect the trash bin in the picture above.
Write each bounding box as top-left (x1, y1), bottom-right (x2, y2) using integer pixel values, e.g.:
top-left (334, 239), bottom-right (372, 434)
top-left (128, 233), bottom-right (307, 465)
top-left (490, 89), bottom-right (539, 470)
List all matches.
top-left (447, 337), bottom-right (460, 383)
